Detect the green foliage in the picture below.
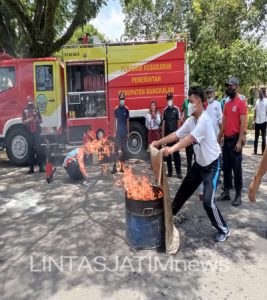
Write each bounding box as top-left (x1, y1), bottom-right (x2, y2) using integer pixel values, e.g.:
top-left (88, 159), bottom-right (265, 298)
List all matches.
top-left (0, 0), bottom-right (107, 57)
top-left (122, 0), bottom-right (267, 93)
top-left (248, 114), bottom-right (255, 130)
top-left (69, 24), bottom-right (105, 44)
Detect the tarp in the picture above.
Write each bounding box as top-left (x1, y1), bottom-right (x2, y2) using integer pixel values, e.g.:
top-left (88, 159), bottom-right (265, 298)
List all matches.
top-left (150, 145), bottom-right (180, 254)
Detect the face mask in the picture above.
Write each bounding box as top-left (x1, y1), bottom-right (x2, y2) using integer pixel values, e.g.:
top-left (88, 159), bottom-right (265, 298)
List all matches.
top-left (167, 100), bottom-right (173, 107)
top-left (225, 88), bottom-right (236, 99)
top-left (207, 97), bottom-right (214, 104)
top-left (119, 99), bottom-right (125, 106)
top-left (27, 103), bottom-right (34, 109)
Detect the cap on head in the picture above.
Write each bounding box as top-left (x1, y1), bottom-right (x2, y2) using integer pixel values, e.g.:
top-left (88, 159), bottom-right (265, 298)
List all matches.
top-left (119, 92), bottom-right (125, 100)
top-left (225, 76), bottom-right (239, 86)
top-left (206, 86), bottom-right (215, 93)
top-left (166, 92), bottom-right (173, 100)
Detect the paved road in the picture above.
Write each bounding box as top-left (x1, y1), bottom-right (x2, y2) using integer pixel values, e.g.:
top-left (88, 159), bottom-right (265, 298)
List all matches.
top-left (0, 137), bottom-right (266, 300)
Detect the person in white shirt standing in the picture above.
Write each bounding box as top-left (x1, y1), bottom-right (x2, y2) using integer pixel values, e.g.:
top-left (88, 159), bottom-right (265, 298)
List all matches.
top-left (145, 100), bottom-right (161, 145)
top-left (198, 86), bottom-right (223, 201)
top-left (253, 87), bottom-right (267, 155)
top-left (152, 86), bottom-right (229, 242)
top-left (206, 86), bottom-right (223, 136)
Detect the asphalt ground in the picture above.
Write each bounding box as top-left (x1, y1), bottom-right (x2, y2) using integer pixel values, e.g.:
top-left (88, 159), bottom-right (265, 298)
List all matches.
top-left (0, 132), bottom-right (266, 300)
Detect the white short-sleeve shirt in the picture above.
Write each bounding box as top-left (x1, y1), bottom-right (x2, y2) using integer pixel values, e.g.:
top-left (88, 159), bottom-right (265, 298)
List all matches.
top-left (175, 111), bottom-right (221, 167)
top-left (206, 100), bottom-right (223, 137)
top-left (254, 98), bottom-right (267, 124)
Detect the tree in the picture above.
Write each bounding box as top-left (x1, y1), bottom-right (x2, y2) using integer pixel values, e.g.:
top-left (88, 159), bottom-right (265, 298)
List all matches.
top-left (0, 0), bottom-right (106, 57)
top-left (122, 0), bottom-right (189, 40)
top-left (0, 1), bottom-right (18, 56)
top-left (122, 0), bottom-right (156, 40)
top-left (122, 0), bottom-right (267, 91)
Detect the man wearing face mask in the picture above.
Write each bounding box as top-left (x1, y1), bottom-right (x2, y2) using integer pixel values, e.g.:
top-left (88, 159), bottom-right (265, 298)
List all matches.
top-left (162, 92), bottom-right (182, 179)
top-left (152, 86), bottom-right (229, 242)
top-left (22, 96), bottom-right (45, 174)
top-left (253, 87), bottom-right (267, 155)
top-left (111, 92), bottom-right (129, 174)
top-left (206, 86), bottom-right (223, 136)
top-left (217, 77), bottom-right (247, 206)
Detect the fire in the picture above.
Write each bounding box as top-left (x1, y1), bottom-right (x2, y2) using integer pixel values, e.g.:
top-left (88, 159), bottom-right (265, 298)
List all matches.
top-left (102, 164), bottom-right (108, 176)
top-left (118, 161), bottom-right (125, 172)
top-left (115, 167), bottom-right (162, 201)
top-left (83, 130), bottom-right (114, 162)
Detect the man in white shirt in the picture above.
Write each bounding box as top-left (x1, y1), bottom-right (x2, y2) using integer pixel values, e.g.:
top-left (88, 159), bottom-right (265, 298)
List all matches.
top-left (152, 86), bottom-right (229, 242)
top-left (198, 86), bottom-right (223, 201)
top-left (206, 86), bottom-right (223, 136)
top-left (253, 88), bottom-right (267, 155)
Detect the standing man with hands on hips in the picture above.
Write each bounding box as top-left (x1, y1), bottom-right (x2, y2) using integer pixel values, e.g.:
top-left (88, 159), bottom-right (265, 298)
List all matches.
top-left (162, 92), bottom-right (182, 179)
top-left (152, 86), bottom-right (229, 242)
top-left (217, 76), bottom-right (247, 207)
top-left (111, 92), bottom-right (129, 174)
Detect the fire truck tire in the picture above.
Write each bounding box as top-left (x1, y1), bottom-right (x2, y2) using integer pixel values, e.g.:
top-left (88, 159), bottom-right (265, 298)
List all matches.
top-left (6, 127), bottom-right (31, 165)
top-left (127, 122), bottom-right (147, 158)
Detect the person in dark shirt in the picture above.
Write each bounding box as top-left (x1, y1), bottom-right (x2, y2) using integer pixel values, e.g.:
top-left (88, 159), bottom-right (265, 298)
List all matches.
top-left (111, 92), bottom-right (129, 174)
top-left (162, 93), bottom-right (182, 178)
top-left (22, 96), bottom-right (45, 174)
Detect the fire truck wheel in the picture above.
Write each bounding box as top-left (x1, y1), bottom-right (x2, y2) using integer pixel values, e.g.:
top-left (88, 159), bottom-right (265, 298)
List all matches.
top-left (127, 122), bottom-right (146, 157)
top-left (6, 127), bottom-right (31, 165)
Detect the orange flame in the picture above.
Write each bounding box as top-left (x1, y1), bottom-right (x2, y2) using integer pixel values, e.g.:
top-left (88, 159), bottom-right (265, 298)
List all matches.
top-left (102, 164), bottom-right (108, 176)
top-left (118, 161), bottom-right (125, 172)
top-left (116, 167), bottom-right (162, 201)
top-left (83, 130), bottom-right (114, 162)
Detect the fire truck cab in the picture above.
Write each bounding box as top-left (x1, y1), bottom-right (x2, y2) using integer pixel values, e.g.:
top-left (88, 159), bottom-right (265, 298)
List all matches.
top-left (0, 55), bottom-right (64, 164)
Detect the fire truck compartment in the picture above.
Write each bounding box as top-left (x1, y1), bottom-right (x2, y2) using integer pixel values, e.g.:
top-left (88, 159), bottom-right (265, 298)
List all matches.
top-left (66, 62), bottom-right (106, 119)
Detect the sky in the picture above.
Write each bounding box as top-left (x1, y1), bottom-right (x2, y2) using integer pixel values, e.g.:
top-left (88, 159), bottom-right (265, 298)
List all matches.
top-left (91, 0), bottom-right (125, 41)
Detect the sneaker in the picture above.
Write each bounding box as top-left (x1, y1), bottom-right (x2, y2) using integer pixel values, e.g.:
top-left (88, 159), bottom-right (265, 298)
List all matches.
top-left (218, 190), bottom-right (231, 201)
top-left (232, 193), bottom-right (242, 207)
top-left (167, 173), bottom-right (172, 177)
top-left (214, 229), bottom-right (230, 242)
top-left (252, 152), bottom-right (257, 155)
top-left (27, 168), bottom-right (34, 174)
top-left (177, 172), bottom-right (183, 179)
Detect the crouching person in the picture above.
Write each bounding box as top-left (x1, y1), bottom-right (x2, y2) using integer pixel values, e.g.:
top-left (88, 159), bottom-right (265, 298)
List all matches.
top-left (63, 147), bottom-right (90, 182)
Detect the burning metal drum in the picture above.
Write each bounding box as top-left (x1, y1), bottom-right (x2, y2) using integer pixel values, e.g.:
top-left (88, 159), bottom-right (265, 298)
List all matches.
top-left (125, 186), bottom-right (164, 250)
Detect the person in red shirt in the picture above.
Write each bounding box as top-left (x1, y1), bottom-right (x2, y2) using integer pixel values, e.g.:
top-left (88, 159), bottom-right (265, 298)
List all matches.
top-left (218, 77), bottom-right (247, 206)
top-left (22, 96), bottom-right (45, 174)
top-left (82, 33), bottom-right (90, 44)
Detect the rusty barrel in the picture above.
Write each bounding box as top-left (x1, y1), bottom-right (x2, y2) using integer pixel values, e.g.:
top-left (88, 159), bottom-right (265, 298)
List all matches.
top-left (125, 186), bottom-right (164, 250)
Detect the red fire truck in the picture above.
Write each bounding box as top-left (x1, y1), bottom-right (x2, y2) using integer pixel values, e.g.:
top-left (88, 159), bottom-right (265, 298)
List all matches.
top-left (0, 40), bottom-right (186, 165)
